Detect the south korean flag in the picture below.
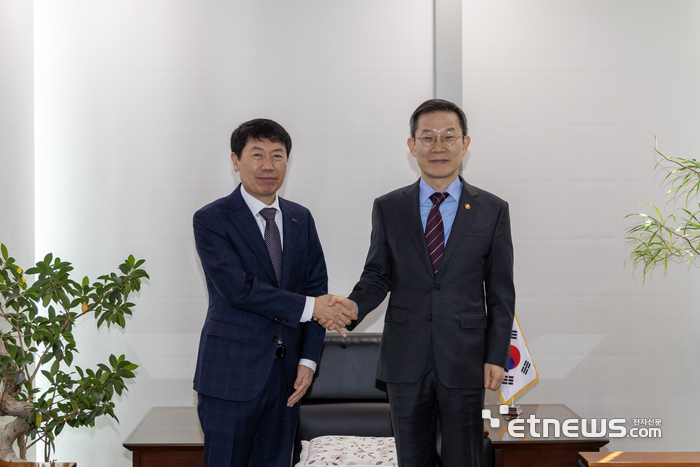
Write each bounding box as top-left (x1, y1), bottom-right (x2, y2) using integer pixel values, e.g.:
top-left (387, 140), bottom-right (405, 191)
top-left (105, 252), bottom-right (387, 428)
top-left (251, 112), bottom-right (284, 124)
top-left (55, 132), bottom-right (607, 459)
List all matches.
top-left (498, 314), bottom-right (539, 405)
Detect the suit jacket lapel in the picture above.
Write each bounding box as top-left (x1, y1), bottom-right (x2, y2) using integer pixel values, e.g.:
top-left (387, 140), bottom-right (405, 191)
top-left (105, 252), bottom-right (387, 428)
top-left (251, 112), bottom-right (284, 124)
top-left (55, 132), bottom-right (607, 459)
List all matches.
top-left (397, 181), bottom-right (434, 276)
top-left (226, 185), bottom-right (278, 286)
top-left (279, 198), bottom-right (298, 290)
top-left (440, 178), bottom-right (480, 269)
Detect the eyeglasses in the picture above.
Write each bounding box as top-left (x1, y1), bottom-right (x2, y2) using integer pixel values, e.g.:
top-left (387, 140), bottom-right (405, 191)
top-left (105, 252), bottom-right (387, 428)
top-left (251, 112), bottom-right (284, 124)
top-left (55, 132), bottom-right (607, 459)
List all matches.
top-left (414, 133), bottom-right (464, 147)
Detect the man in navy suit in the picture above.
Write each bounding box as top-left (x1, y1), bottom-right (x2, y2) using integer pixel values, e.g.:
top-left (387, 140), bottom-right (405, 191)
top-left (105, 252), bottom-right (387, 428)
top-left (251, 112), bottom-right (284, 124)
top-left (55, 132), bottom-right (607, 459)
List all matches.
top-left (330, 100), bottom-right (515, 467)
top-left (193, 119), bottom-right (356, 467)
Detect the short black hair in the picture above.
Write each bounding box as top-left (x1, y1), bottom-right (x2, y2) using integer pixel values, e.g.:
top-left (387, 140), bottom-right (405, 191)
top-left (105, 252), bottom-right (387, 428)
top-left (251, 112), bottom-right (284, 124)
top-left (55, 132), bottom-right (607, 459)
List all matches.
top-left (230, 118), bottom-right (292, 159)
top-left (409, 99), bottom-right (468, 138)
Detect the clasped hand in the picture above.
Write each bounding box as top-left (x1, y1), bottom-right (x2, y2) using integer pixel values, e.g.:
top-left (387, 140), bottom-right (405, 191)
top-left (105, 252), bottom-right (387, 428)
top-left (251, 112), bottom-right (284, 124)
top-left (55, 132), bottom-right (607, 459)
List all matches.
top-left (312, 294), bottom-right (357, 337)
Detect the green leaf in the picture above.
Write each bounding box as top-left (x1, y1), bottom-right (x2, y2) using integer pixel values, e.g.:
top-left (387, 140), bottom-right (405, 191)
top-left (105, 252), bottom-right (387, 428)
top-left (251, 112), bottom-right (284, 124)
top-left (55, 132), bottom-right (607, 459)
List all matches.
top-left (97, 313), bottom-right (109, 328)
top-left (29, 302), bottom-right (38, 320)
top-left (1, 243), bottom-right (8, 260)
top-left (50, 359), bottom-right (60, 376)
top-left (131, 269), bottom-right (149, 279)
top-left (13, 371), bottom-right (26, 385)
top-left (57, 289), bottom-right (70, 307)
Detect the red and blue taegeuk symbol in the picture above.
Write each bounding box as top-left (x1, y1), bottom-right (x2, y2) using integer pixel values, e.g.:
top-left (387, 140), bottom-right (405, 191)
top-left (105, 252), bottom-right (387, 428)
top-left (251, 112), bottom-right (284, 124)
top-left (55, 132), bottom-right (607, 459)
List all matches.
top-left (508, 345), bottom-right (521, 370)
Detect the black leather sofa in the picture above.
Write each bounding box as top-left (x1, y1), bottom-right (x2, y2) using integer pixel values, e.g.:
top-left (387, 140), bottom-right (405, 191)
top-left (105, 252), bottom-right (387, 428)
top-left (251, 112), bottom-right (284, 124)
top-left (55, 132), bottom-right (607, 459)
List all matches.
top-left (293, 333), bottom-right (492, 467)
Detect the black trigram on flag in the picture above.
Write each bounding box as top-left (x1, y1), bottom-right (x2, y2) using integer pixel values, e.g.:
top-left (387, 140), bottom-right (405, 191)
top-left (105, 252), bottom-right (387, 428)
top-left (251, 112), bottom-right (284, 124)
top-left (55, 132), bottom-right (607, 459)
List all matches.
top-left (511, 330), bottom-right (517, 339)
top-left (503, 375), bottom-right (514, 385)
top-left (521, 361), bottom-right (531, 375)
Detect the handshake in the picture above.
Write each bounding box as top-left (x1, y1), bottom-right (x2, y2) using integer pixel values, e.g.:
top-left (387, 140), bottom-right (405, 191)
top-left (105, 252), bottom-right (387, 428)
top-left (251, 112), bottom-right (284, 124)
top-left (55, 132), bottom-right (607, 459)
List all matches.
top-left (312, 295), bottom-right (358, 337)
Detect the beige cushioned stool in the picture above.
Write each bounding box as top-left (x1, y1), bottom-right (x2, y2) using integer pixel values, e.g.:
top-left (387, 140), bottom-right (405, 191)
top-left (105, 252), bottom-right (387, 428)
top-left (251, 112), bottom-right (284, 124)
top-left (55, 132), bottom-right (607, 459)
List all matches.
top-left (295, 435), bottom-right (397, 466)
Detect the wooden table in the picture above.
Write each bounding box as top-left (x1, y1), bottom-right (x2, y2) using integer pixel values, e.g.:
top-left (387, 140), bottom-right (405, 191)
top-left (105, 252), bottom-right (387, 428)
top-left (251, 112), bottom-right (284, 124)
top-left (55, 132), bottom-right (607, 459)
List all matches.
top-left (580, 451), bottom-right (700, 466)
top-left (485, 404), bottom-right (609, 467)
top-left (125, 405), bottom-right (608, 467)
top-left (123, 407), bottom-right (204, 467)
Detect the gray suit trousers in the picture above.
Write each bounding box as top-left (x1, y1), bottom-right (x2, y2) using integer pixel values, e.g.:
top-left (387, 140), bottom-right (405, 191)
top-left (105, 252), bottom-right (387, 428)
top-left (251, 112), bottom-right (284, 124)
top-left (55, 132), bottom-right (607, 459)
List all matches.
top-left (387, 336), bottom-right (485, 467)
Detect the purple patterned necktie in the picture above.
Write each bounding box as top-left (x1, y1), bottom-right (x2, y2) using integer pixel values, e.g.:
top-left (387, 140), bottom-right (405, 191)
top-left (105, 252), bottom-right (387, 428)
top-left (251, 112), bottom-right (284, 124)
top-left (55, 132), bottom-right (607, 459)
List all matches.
top-left (260, 207), bottom-right (284, 345)
top-left (425, 192), bottom-right (447, 273)
top-left (260, 207), bottom-right (282, 287)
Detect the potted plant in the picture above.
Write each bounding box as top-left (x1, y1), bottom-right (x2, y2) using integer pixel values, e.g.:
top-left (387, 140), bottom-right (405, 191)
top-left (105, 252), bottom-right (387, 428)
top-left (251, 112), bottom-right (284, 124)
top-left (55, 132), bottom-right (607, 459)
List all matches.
top-left (626, 137), bottom-right (700, 278)
top-left (0, 243), bottom-right (148, 461)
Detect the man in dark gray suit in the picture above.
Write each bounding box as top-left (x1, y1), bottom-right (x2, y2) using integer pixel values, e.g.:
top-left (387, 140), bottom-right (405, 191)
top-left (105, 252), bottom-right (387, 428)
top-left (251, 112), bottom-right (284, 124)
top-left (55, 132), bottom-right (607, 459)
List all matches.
top-left (330, 99), bottom-right (515, 467)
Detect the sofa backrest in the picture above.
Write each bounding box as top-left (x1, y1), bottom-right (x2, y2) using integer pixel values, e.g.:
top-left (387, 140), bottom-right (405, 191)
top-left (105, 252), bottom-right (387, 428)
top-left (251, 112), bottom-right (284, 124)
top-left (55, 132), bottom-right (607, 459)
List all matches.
top-left (304, 333), bottom-right (388, 401)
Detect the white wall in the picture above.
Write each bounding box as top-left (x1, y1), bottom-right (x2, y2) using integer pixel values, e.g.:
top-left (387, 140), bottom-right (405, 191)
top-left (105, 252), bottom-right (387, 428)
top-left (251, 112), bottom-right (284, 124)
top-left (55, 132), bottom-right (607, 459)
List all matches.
top-left (464, 0), bottom-right (700, 451)
top-left (0, 0), bottom-right (34, 267)
top-left (0, 1), bottom-right (34, 460)
top-left (33, 1), bottom-right (432, 465)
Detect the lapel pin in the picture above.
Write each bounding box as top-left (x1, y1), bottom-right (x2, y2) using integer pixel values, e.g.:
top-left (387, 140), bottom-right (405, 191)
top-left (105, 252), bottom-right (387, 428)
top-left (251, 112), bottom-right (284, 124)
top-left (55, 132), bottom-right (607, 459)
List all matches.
top-left (465, 204), bottom-right (471, 210)
top-left (292, 218), bottom-right (298, 223)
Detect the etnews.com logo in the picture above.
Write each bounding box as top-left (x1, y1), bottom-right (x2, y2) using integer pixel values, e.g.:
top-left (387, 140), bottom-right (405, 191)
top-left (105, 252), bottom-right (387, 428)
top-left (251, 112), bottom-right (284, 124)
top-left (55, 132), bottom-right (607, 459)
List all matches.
top-left (483, 405), bottom-right (662, 439)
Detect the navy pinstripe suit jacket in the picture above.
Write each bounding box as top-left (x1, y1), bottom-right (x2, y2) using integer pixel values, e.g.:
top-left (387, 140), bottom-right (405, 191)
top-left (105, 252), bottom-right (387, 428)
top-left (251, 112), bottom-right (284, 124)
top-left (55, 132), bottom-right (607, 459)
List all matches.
top-left (193, 185), bottom-right (327, 402)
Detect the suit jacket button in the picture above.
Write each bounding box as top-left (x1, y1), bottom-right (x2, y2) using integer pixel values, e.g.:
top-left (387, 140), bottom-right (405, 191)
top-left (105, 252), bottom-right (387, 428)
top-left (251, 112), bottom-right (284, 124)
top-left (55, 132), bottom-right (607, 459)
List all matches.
top-left (434, 284), bottom-right (441, 290)
top-left (426, 315), bottom-right (433, 321)
top-left (272, 336), bottom-right (278, 342)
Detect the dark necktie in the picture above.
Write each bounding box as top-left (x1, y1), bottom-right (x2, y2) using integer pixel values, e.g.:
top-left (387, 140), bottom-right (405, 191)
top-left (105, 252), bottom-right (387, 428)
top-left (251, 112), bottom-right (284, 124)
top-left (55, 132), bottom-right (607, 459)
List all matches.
top-left (425, 192), bottom-right (447, 273)
top-left (260, 207), bottom-right (282, 287)
top-left (260, 207), bottom-right (285, 347)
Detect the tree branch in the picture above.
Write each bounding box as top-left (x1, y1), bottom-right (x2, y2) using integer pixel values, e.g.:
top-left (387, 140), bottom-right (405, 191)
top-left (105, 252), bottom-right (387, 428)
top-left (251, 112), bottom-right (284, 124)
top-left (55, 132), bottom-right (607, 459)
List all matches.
top-left (0, 417), bottom-right (31, 462)
top-left (663, 223), bottom-right (700, 255)
top-left (655, 135), bottom-right (700, 178)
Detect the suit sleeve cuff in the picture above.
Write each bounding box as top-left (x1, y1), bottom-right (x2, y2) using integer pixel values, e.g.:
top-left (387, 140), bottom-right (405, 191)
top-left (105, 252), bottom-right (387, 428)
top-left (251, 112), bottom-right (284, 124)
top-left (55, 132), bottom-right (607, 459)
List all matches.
top-left (298, 358), bottom-right (317, 372)
top-left (300, 296), bottom-right (315, 323)
top-left (345, 300), bottom-right (360, 331)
